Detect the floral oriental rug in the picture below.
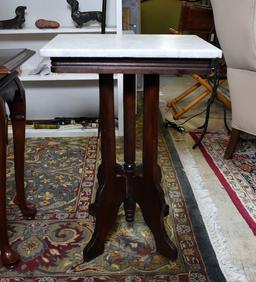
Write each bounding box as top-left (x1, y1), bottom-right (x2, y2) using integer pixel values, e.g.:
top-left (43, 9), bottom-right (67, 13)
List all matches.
top-left (1, 128), bottom-right (225, 281)
top-left (191, 131), bottom-right (256, 235)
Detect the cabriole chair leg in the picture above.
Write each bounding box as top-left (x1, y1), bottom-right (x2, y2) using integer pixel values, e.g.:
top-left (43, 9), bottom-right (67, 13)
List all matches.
top-left (224, 128), bottom-right (240, 159)
top-left (0, 77), bottom-right (36, 268)
top-left (7, 78), bottom-right (36, 219)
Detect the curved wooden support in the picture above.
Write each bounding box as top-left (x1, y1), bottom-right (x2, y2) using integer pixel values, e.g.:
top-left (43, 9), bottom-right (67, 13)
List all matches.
top-left (88, 163), bottom-right (123, 216)
top-left (135, 163), bottom-right (169, 217)
top-left (7, 78), bottom-right (36, 219)
top-left (134, 176), bottom-right (177, 260)
top-left (224, 128), bottom-right (240, 159)
top-left (0, 97), bottom-right (20, 268)
top-left (84, 176), bottom-right (125, 261)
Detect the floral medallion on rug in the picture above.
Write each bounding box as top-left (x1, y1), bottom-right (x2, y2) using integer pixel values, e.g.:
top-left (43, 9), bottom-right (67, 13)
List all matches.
top-left (191, 131), bottom-right (256, 235)
top-left (0, 129), bottom-right (225, 281)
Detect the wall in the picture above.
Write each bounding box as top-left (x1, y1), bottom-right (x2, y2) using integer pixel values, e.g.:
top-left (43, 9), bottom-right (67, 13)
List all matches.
top-left (0, 0), bottom-right (121, 121)
top-left (141, 0), bottom-right (181, 34)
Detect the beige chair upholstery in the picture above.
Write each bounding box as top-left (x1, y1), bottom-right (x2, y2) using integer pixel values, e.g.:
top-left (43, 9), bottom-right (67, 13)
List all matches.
top-left (211, 0), bottom-right (256, 158)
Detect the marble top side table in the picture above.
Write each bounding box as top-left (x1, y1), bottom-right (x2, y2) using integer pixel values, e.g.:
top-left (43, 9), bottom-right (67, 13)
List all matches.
top-left (41, 34), bottom-right (222, 262)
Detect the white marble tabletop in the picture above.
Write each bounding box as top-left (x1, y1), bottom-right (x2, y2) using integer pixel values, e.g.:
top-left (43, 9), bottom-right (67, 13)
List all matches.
top-left (40, 34), bottom-right (222, 59)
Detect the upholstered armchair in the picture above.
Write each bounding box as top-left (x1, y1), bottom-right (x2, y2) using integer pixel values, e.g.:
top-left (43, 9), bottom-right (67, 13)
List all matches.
top-left (211, 0), bottom-right (256, 158)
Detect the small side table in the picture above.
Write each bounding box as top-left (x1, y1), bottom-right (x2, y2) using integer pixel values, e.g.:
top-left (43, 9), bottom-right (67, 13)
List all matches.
top-left (0, 49), bottom-right (36, 268)
top-left (41, 34), bottom-right (222, 262)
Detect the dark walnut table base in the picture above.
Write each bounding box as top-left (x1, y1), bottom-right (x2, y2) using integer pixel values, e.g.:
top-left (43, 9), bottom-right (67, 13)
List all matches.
top-left (85, 73), bottom-right (177, 261)
top-left (51, 57), bottom-right (214, 262)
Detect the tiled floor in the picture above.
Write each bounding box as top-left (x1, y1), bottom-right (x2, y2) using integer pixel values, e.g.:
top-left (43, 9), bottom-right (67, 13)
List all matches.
top-left (159, 75), bottom-right (256, 282)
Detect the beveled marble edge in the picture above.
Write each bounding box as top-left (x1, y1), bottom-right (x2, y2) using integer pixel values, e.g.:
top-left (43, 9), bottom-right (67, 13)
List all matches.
top-left (40, 34), bottom-right (222, 59)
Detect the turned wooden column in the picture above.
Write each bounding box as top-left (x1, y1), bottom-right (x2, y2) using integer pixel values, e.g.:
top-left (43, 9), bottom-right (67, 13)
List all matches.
top-left (123, 74), bottom-right (136, 222)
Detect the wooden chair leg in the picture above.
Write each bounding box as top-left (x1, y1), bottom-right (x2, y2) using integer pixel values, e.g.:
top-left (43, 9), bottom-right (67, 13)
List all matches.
top-left (167, 81), bottom-right (202, 119)
top-left (167, 81), bottom-right (201, 106)
top-left (173, 89), bottom-right (210, 119)
top-left (224, 128), bottom-right (240, 159)
top-left (167, 74), bottom-right (231, 120)
top-left (7, 78), bottom-right (36, 219)
top-left (192, 74), bottom-right (231, 108)
top-left (0, 97), bottom-right (20, 268)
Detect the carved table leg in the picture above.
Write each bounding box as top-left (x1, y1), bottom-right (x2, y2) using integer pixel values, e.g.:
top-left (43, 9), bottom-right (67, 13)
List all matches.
top-left (0, 97), bottom-right (20, 268)
top-left (83, 74), bottom-right (125, 261)
top-left (7, 78), bottom-right (36, 219)
top-left (123, 74), bottom-right (136, 222)
top-left (134, 74), bottom-right (177, 260)
top-left (88, 76), bottom-right (122, 216)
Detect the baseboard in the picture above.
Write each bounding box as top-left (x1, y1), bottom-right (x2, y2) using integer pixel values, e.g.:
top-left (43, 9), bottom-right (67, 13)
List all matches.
top-left (8, 125), bottom-right (122, 138)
